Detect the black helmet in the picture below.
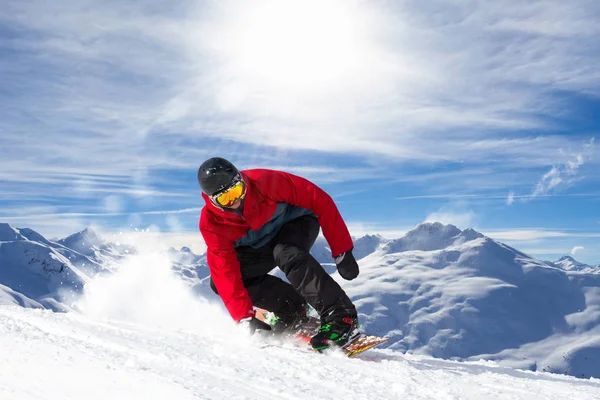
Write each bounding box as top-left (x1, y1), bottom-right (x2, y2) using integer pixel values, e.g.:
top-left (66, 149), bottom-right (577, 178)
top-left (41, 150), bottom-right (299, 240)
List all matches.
top-left (197, 157), bottom-right (240, 196)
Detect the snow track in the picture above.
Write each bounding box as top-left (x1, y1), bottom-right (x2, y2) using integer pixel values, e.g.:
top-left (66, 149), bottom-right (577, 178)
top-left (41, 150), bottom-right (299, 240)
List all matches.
top-left (1, 306), bottom-right (599, 400)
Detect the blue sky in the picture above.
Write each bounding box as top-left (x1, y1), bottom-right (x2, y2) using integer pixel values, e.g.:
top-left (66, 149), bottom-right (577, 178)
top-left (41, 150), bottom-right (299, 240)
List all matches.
top-left (1, 0), bottom-right (599, 263)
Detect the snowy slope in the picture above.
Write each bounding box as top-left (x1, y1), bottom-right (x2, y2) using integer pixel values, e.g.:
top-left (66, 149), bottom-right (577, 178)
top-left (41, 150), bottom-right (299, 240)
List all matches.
top-left (0, 283), bottom-right (44, 309)
top-left (2, 305), bottom-right (600, 399)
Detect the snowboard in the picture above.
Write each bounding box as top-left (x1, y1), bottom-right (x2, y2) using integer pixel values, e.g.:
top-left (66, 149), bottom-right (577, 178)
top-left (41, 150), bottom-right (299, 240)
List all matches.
top-left (255, 308), bottom-right (389, 358)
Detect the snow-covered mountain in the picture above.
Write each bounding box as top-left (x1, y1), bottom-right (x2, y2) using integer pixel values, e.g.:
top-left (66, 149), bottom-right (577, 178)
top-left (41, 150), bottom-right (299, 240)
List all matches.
top-left (2, 224), bottom-right (106, 274)
top-left (58, 227), bottom-right (135, 267)
top-left (337, 223), bottom-right (600, 378)
top-left (3, 221), bottom-right (600, 380)
top-left (311, 233), bottom-right (388, 265)
top-left (0, 223), bottom-right (211, 310)
top-left (0, 223), bottom-right (90, 311)
top-left (552, 255), bottom-right (600, 273)
top-left (386, 222), bottom-right (462, 252)
top-left (166, 246), bottom-right (212, 297)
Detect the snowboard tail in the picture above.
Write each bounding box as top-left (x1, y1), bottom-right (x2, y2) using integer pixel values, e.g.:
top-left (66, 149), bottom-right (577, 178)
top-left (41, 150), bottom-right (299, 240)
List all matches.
top-left (343, 334), bottom-right (389, 357)
top-left (294, 330), bottom-right (389, 357)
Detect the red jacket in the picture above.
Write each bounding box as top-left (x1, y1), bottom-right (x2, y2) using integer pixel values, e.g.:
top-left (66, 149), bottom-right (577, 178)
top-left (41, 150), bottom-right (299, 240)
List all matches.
top-left (199, 169), bottom-right (353, 321)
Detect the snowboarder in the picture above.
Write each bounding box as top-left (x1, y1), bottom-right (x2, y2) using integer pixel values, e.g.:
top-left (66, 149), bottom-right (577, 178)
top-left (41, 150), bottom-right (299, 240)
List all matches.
top-left (198, 157), bottom-right (360, 350)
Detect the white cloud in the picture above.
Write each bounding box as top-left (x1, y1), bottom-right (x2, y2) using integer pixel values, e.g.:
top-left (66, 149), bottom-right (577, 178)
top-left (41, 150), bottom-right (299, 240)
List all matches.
top-left (1, 0), bottom-right (600, 209)
top-left (425, 209), bottom-right (477, 229)
top-left (518, 248), bottom-right (570, 256)
top-left (252, 165), bottom-right (383, 184)
top-left (483, 229), bottom-right (600, 241)
top-left (102, 195), bottom-right (124, 214)
top-left (571, 246), bottom-right (585, 256)
top-left (531, 138), bottom-right (595, 198)
top-left (165, 215), bottom-right (184, 232)
top-left (486, 229), bottom-right (569, 241)
top-left (173, 1), bottom-right (600, 161)
top-left (397, 192), bottom-right (600, 201)
top-left (533, 166), bottom-right (564, 196)
top-left (506, 192), bottom-right (515, 206)
top-left (345, 222), bottom-right (410, 240)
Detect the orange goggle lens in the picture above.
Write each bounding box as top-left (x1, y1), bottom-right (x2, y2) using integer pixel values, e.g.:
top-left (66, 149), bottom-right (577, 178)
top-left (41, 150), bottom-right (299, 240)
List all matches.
top-left (214, 181), bottom-right (245, 207)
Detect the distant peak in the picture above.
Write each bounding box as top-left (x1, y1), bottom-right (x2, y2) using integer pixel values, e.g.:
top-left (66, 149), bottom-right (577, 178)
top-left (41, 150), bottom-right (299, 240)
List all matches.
top-left (382, 222), bottom-right (467, 253)
top-left (355, 233), bottom-right (385, 241)
top-left (0, 222), bottom-right (22, 241)
top-left (81, 227), bottom-right (101, 238)
top-left (59, 227), bottom-right (104, 246)
top-left (554, 255), bottom-right (592, 271)
top-left (460, 228), bottom-right (485, 240)
top-left (409, 222), bottom-right (462, 236)
top-left (419, 221), bottom-right (457, 229)
top-left (0, 222), bottom-right (16, 231)
top-left (558, 255), bottom-right (575, 262)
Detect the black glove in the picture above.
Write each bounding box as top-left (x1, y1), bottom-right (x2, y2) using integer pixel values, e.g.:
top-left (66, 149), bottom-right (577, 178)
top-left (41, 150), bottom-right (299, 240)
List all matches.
top-left (335, 250), bottom-right (359, 280)
top-left (238, 316), bottom-right (272, 334)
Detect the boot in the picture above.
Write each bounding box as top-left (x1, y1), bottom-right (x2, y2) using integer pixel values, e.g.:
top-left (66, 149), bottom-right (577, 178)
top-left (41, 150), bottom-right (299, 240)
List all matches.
top-left (310, 309), bottom-right (360, 351)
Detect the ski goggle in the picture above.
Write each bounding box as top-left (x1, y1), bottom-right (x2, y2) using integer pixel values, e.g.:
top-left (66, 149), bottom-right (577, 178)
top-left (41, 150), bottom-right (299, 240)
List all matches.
top-left (211, 180), bottom-right (246, 207)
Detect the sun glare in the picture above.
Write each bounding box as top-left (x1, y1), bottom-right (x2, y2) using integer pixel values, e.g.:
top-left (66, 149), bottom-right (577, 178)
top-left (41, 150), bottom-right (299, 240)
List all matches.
top-left (215, 0), bottom-right (370, 94)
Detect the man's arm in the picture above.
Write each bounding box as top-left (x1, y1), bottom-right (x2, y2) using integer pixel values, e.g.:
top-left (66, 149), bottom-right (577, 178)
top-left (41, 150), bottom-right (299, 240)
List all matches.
top-left (200, 215), bottom-right (254, 322)
top-left (257, 169), bottom-right (354, 257)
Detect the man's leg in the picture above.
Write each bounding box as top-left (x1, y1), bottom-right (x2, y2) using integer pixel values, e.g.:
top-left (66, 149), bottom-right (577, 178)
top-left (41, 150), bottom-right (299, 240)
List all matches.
top-left (209, 245), bottom-right (306, 323)
top-left (272, 216), bottom-right (356, 319)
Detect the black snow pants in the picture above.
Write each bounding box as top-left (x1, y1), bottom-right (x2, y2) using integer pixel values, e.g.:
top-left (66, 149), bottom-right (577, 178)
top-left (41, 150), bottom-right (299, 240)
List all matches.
top-left (209, 215), bottom-right (356, 321)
